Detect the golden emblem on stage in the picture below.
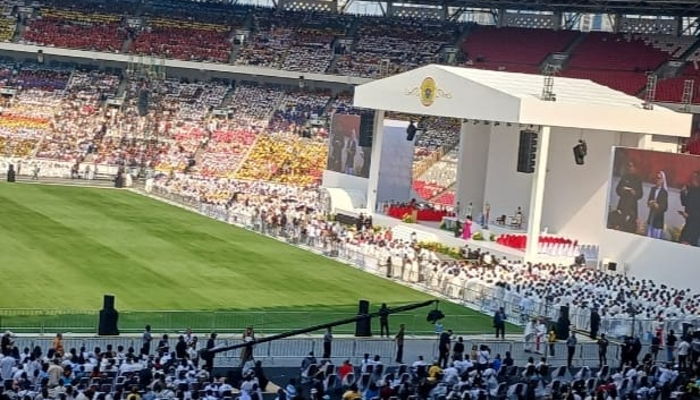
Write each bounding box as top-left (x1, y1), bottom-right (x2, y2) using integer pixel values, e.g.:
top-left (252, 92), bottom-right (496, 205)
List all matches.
top-left (420, 77), bottom-right (437, 106)
top-left (405, 77), bottom-right (451, 107)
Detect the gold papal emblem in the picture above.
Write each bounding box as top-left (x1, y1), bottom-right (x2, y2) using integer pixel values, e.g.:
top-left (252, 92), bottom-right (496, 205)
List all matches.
top-left (405, 76), bottom-right (451, 106)
top-left (420, 77), bottom-right (437, 106)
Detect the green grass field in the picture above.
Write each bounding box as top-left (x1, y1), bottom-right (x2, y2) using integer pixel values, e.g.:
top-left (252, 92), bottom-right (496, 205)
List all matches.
top-left (0, 183), bottom-right (515, 335)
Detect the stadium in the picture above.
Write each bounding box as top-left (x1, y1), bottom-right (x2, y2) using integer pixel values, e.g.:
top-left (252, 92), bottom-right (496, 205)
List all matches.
top-left (1, 0), bottom-right (700, 399)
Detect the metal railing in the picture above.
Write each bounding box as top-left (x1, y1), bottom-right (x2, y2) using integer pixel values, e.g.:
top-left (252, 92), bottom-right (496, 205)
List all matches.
top-left (0, 309), bottom-right (482, 336)
top-left (5, 335), bottom-right (647, 368)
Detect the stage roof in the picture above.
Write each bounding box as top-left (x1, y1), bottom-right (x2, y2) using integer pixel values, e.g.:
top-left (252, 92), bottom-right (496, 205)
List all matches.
top-left (353, 64), bottom-right (692, 138)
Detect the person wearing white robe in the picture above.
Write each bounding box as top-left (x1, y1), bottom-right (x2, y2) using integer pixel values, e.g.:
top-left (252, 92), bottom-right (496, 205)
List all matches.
top-left (524, 319), bottom-right (535, 352)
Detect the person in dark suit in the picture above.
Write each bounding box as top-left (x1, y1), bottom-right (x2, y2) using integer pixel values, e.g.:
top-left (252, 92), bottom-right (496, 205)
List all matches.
top-left (7, 164), bottom-right (15, 182)
top-left (614, 161), bottom-right (643, 233)
top-left (590, 308), bottom-right (601, 339)
top-left (493, 307), bottom-right (506, 340)
top-left (378, 303), bottom-right (390, 337)
top-left (438, 329), bottom-right (452, 368)
top-left (204, 332), bottom-right (217, 371)
top-left (680, 171), bottom-right (700, 246)
top-left (646, 170), bottom-right (668, 239)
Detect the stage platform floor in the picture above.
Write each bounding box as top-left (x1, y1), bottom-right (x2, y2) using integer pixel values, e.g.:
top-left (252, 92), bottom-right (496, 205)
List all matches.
top-left (362, 213), bottom-right (578, 265)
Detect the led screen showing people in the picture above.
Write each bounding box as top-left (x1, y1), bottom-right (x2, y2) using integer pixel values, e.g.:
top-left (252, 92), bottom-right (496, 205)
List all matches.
top-left (607, 147), bottom-right (700, 246)
top-left (326, 113), bottom-right (371, 178)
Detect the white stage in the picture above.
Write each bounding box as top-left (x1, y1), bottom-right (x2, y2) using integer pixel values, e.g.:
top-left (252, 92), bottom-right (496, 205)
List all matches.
top-left (322, 64), bottom-right (697, 289)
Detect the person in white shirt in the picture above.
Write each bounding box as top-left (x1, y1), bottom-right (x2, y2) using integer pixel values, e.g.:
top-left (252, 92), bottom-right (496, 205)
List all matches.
top-left (677, 337), bottom-right (691, 370)
top-left (0, 354), bottom-right (14, 381)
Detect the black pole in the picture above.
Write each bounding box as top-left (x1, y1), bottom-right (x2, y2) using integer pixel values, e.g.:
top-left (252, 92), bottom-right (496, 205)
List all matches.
top-left (201, 299), bottom-right (438, 358)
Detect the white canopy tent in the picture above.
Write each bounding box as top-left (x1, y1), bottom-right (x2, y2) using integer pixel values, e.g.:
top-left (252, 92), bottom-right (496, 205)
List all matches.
top-left (353, 64), bottom-right (692, 261)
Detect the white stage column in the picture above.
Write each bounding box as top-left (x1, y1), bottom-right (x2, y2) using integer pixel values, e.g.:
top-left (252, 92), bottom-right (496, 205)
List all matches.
top-left (455, 121), bottom-right (490, 219)
top-left (525, 126), bottom-right (551, 261)
top-left (366, 110), bottom-right (385, 213)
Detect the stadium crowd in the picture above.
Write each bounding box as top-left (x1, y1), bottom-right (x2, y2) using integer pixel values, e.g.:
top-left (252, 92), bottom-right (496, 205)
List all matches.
top-left (1, 318), bottom-right (700, 400)
top-left (4, 0), bottom-right (700, 101)
top-left (147, 172), bottom-right (700, 340)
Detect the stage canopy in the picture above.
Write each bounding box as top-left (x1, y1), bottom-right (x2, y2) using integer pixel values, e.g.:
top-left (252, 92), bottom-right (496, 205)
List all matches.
top-left (353, 64), bottom-right (691, 138)
top-left (352, 64), bottom-right (693, 261)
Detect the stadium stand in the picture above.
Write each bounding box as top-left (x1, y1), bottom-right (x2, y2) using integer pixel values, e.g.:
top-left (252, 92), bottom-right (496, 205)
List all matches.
top-left (0, 16), bottom-right (15, 42)
top-left (130, 18), bottom-right (233, 62)
top-left (461, 26), bottom-right (579, 74)
top-left (562, 32), bottom-right (671, 95)
top-left (2, 4), bottom-right (700, 399)
top-left (23, 8), bottom-right (126, 52)
top-left (333, 17), bottom-right (459, 78)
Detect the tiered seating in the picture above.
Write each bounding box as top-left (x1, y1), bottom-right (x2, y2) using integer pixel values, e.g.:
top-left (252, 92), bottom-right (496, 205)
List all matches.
top-left (430, 190), bottom-right (454, 206)
top-left (236, 134), bottom-right (327, 186)
top-left (0, 65), bottom-right (72, 158)
top-left (198, 122), bottom-right (258, 178)
top-left (412, 180), bottom-right (444, 200)
top-left (268, 90), bottom-right (330, 133)
top-left (682, 130), bottom-right (700, 155)
top-left (564, 69), bottom-right (648, 95)
top-left (141, 0), bottom-right (248, 25)
top-left (563, 32), bottom-right (670, 94)
top-left (196, 83), bottom-right (278, 177)
top-left (0, 60), bottom-right (13, 87)
top-left (418, 151), bottom-right (457, 186)
top-left (35, 71), bottom-right (120, 162)
top-left (280, 12), bottom-right (351, 73)
top-left (226, 83), bottom-right (285, 124)
top-left (0, 17), bottom-right (16, 42)
top-left (237, 10), bottom-right (348, 72)
top-left (461, 26), bottom-right (578, 74)
top-left (635, 33), bottom-right (698, 59)
top-left (334, 17), bottom-right (457, 78)
top-left (327, 93), bottom-right (363, 115)
top-left (655, 64), bottom-right (700, 104)
top-left (14, 65), bottom-right (71, 91)
top-left (131, 18), bottom-right (232, 62)
top-left (23, 8), bottom-right (126, 52)
top-left (0, 112), bottom-right (49, 157)
top-left (95, 80), bottom-right (228, 169)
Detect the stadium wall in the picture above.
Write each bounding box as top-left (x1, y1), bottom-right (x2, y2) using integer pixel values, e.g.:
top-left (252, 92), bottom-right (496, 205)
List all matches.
top-left (483, 126), bottom-right (646, 246)
top-left (483, 126), bottom-right (534, 223)
top-left (540, 128), bottom-right (620, 244)
top-left (598, 230), bottom-right (700, 292)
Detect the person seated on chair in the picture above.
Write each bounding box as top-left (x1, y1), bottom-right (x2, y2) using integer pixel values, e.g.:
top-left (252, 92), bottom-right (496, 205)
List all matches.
top-left (512, 207), bottom-right (523, 228)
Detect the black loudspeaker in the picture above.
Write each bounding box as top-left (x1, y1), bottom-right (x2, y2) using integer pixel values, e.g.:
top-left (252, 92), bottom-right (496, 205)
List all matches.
top-left (559, 306), bottom-right (570, 321)
top-left (556, 317), bottom-right (570, 340)
top-left (608, 262), bottom-right (617, 271)
top-left (98, 294), bottom-right (119, 336)
top-left (358, 111), bottom-right (375, 147)
top-left (517, 130), bottom-right (538, 173)
top-left (355, 300), bottom-right (371, 337)
top-left (573, 140), bottom-right (587, 165)
top-left (103, 295), bottom-right (115, 309)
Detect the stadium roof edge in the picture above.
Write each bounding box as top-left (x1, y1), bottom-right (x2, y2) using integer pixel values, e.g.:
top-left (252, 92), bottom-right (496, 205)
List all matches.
top-left (353, 64), bottom-right (692, 137)
top-left (398, 0), bottom-right (700, 17)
